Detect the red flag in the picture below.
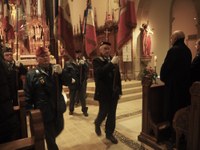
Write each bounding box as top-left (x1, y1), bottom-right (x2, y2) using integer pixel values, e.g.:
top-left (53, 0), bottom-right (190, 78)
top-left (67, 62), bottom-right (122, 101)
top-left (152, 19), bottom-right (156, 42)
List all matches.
top-left (54, 0), bottom-right (75, 59)
top-left (16, 0), bottom-right (25, 40)
top-left (117, 0), bottom-right (137, 50)
top-left (3, 0), bottom-right (15, 42)
top-left (84, 3), bottom-right (97, 56)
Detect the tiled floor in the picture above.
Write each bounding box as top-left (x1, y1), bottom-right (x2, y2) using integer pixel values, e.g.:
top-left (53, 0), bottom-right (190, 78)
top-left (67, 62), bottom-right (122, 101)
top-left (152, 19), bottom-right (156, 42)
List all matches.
top-left (56, 99), bottom-right (144, 150)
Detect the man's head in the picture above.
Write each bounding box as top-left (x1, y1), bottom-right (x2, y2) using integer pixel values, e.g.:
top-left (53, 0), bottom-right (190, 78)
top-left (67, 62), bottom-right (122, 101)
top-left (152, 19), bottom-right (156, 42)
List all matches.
top-left (99, 41), bottom-right (111, 57)
top-left (195, 39), bottom-right (200, 53)
top-left (35, 46), bottom-right (50, 67)
top-left (75, 50), bottom-right (82, 59)
top-left (2, 47), bottom-right (13, 62)
top-left (170, 30), bottom-right (185, 45)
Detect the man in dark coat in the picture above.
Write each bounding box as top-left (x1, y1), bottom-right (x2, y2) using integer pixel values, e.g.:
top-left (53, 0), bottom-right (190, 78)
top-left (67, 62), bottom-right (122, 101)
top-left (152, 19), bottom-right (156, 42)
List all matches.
top-left (160, 30), bottom-right (192, 126)
top-left (2, 47), bottom-right (27, 106)
top-left (24, 47), bottom-right (71, 150)
top-left (63, 50), bottom-right (89, 116)
top-left (191, 39), bottom-right (200, 83)
top-left (93, 41), bottom-right (122, 144)
top-left (0, 47), bottom-right (20, 143)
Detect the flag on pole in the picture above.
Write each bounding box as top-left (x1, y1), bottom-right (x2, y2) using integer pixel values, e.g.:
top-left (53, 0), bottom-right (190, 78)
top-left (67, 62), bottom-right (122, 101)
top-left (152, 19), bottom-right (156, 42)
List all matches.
top-left (0, 0), bottom-right (3, 18)
top-left (54, 0), bottom-right (75, 59)
top-left (117, 0), bottom-right (137, 50)
top-left (17, 0), bottom-right (25, 40)
top-left (3, 0), bottom-right (15, 42)
top-left (16, 0), bottom-right (30, 52)
top-left (83, 1), bottom-right (97, 56)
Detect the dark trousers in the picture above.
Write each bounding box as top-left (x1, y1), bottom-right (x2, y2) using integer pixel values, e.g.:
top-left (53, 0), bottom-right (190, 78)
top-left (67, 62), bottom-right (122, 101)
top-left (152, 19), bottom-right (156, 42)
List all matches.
top-left (44, 115), bottom-right (64, 150)
top-left (95, 97), bottom-right (118, 136)
top-left (69, 85), bottom-right (87, 113)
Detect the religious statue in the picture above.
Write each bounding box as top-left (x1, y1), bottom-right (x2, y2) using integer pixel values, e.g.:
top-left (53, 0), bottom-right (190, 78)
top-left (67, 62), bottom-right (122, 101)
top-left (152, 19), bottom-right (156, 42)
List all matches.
top-left (140, 23), bottom-right (153, 57)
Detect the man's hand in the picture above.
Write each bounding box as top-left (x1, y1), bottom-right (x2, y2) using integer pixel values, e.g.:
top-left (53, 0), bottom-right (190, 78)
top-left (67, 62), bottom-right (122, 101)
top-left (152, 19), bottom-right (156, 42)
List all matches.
top-left (79, 60), bottom-right (85, 65)
top-left (71, 78), bottom-right (76, 83)
top-left (15, 61), bottom-right (21, 67)
top-left (52, 64), bottom-right (62, 74)
top-left (111, 56), bottom-right (119, 64)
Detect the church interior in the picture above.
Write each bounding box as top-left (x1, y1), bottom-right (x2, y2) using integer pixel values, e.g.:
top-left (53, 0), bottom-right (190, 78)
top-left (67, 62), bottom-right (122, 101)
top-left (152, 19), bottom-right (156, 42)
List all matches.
top-left (0, 0), bottom-right (200, 149)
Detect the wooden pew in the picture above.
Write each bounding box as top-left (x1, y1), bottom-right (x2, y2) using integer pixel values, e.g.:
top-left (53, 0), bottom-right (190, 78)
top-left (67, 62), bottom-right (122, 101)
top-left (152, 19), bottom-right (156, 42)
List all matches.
top-left (138, 77), bottom-right (200, 150)
top-left (138, 77), bottom-right (170, 149)
top-left (14, 92), bottom-right (28, 138)
top-left (0, 109), bottom-right (45, 150)
top-left (173, 82), bottom-right (200, 150)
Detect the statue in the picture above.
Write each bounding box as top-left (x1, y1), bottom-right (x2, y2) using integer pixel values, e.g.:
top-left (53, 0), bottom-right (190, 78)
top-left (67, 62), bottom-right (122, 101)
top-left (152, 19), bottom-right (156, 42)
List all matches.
top-left (140, 23), bottom-right (153, 57)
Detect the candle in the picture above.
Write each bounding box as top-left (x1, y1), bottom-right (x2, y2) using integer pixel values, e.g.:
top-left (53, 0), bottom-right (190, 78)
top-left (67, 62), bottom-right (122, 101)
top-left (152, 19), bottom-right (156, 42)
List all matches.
top-left (62, 58), bottom-right (65, 69)
top-left (154, 55), bottom-right (157, 67)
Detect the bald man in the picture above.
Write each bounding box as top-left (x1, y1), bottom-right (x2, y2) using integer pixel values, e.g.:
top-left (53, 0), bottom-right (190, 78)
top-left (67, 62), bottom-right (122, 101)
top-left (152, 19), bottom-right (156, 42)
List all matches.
top-left (160, 30), bottom-right (192, 139)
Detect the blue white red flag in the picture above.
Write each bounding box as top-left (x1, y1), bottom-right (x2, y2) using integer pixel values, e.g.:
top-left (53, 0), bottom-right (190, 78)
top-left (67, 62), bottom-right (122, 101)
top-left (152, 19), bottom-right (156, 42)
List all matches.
top-left (83, 2), bottom-right (97, 56)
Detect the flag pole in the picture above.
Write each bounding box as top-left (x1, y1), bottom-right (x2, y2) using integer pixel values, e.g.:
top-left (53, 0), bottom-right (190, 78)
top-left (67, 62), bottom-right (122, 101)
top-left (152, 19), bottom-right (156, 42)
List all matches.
top-left (16, 2), bottom-right (19, 60)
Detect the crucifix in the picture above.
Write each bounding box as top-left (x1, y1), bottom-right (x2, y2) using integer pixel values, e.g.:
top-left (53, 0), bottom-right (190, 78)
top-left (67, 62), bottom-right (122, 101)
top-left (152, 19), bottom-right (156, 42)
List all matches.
top-left (104, 28), bottom-right (110, 42)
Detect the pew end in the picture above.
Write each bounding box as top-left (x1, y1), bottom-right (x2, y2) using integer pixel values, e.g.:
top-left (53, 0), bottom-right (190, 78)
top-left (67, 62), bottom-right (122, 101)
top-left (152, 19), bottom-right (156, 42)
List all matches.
top-left (0, 109), bottom-right (45, 150)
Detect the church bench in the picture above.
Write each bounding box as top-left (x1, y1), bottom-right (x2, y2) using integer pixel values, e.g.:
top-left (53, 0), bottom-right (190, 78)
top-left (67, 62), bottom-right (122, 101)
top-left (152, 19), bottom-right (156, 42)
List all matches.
top-left (0, 109), bottom-right (45, 150)
top-left (14, 94), bottom-right (28, 138)
top-left (138, 77), bottom-right (200, 150)
top-left (138, 77), bottom-right (172, 149)
top-left (173, 81), bottom-right (200, 150)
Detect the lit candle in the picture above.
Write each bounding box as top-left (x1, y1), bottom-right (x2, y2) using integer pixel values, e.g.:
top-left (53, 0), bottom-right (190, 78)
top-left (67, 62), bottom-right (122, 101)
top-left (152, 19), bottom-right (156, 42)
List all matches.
top-left (62, 58), bottom-right (65, 69)
top-left (154, 55), bottom-right (157, 67)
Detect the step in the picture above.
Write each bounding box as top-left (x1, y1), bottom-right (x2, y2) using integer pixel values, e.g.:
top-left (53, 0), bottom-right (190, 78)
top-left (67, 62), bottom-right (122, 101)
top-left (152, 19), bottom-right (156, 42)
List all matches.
top-left (86, 87), bottom-right (142, 98)
top-left (87, 80), bottom-right (142, 91)
top-left (86, 93), bottom-right (142, 106)
top-left (120, 92), bottom-right (142, 102)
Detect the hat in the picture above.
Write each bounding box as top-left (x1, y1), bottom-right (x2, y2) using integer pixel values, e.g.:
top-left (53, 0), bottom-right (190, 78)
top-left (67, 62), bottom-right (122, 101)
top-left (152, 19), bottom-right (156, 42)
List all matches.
top-left (35, 46), bottom-right (50, 57)
top-left (99, 41), bottom-right (111, 47)
top-left (2, 47), bottom-right (12, 54)
top-left (75, 50), bottom-right (82, 53)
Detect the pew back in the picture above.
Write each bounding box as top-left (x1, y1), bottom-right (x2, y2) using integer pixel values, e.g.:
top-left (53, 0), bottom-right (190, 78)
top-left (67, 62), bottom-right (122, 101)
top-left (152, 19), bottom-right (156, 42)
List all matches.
top-left (0, 109), bottom-right (45, 150)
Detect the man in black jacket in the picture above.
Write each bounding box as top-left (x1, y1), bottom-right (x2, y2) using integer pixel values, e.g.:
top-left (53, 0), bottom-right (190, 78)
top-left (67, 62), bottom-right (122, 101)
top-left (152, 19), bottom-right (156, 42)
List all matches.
top-left (2, 47), bottom-right (27, 106)
top-left (0, 46), bottom-right (20, 143)
top-left (93, 41), bottom-right (122, 144)
top-left (24, 47), bottom-right (71, 150)
top-left (160, 30), bottom-right (192, 142)
top-left (63, 50), bottom-right (89, 116)
top-left (191, 38), bottom-right (200, 83)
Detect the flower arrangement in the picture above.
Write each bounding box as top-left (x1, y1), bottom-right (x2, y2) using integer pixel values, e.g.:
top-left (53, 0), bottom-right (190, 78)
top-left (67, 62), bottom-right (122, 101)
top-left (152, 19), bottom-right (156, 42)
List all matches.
top-left (142, 66), bottom-right (158, 82)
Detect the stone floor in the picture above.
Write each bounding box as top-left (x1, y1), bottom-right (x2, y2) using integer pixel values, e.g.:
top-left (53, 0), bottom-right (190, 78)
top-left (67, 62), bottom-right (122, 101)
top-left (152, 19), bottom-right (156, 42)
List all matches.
top-left (55, 99), bottom-right (146, 150)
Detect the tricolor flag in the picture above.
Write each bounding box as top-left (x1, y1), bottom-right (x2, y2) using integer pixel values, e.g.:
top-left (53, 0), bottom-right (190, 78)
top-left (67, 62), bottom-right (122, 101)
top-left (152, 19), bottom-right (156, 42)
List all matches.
top-left (3, 0), bottom-right (15, 42)
top-left (117, 0), bottom-right (137, 50)
top-left (83, 1), bottom-right (97, 57)
top-left (54, 0), bottom-right (75, 59)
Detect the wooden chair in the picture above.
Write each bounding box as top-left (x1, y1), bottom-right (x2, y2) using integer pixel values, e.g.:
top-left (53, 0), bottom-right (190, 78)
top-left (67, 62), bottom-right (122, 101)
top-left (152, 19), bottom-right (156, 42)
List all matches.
top-left (0, 109), bottom-right (45, 150)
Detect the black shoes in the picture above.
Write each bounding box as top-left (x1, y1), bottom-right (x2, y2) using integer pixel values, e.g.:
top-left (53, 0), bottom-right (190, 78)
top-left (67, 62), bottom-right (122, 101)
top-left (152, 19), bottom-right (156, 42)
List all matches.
top-left (106, 135), bottom-right (118, 144)
top-left (95, 125), bottom-right (101, 136)
top-left (83, 112), bottom-right (89, 117)
top-left (69, 111), bottom-right (73, 115)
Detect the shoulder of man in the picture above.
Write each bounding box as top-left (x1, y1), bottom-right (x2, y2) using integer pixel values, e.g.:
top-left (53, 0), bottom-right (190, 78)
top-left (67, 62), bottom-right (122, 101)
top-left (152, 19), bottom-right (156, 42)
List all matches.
top-left (93, 56), bottom-right (105, 62)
